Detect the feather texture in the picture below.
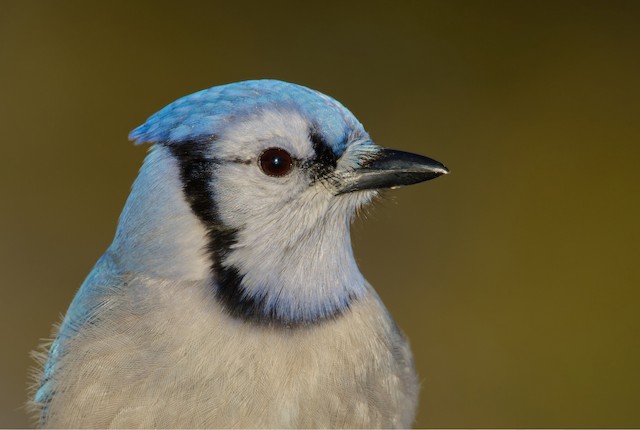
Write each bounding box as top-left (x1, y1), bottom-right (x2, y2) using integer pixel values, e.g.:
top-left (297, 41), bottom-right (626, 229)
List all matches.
top-left (31, 80), bottom-right (427, 428)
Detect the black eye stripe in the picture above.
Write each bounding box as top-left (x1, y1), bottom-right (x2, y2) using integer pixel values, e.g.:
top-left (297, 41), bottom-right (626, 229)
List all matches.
top-left (309, 128), bottom-right (338, 169)
top-left (170, 130), bottom-right (338, 183)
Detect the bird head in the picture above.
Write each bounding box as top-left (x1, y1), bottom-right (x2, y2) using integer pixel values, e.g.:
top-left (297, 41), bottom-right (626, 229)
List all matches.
top-left (117, 80), bottom-right (447, 326)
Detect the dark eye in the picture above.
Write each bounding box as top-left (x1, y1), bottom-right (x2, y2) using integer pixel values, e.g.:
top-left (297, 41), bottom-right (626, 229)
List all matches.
top-left (259, 148), bottom-right (294, 177)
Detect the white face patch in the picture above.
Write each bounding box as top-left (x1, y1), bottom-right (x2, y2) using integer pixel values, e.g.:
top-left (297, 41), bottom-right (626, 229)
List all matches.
top-left (215, 109), bottom-right (316, 162)
top-left (211, 109), bottom-right (324, 230)
top-left (198, 109), bottom-right (377, 323)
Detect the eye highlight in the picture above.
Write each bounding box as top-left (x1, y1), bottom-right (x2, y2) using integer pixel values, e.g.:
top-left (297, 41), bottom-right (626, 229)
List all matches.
top-left (259, 148), bottom-right (293, 177)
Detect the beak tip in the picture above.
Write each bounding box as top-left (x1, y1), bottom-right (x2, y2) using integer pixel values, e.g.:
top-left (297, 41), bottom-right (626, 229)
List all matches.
top-left (436, 165), bottom-right (450, 176)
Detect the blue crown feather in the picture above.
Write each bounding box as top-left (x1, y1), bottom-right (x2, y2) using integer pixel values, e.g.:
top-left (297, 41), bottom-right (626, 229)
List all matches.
top-left (129, 80), bottom-right (366, 156)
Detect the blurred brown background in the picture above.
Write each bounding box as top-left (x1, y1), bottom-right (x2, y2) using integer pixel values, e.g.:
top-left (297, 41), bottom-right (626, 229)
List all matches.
top-left (2, 0), bottom-right (639, 427)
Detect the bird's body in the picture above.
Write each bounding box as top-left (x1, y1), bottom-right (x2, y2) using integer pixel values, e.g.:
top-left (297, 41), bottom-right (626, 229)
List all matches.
top-left (37, 268), bottom-right (417, 428)
top-left (32, 80), bottom-right (447, 428)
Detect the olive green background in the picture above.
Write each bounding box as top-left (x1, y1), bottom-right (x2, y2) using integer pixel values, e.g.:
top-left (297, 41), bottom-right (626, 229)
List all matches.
top-left (2, 1), bottom-right (639, 427)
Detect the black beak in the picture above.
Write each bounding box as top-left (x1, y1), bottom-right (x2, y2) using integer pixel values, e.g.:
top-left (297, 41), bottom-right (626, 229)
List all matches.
top-left (337, 149), bottom-right (449, 195)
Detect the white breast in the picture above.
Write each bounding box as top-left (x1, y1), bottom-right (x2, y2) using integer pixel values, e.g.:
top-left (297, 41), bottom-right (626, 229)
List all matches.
top-left (38, 273), bottom-right (418, 428)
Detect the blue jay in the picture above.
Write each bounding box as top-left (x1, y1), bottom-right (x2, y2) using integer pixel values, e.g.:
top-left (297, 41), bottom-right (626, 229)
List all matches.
top-left (32, 80), bottom-right (448, 428)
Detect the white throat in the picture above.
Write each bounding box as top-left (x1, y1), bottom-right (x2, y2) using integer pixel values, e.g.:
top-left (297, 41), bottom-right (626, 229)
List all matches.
top-left (221, 187), bottom-right (373, 323)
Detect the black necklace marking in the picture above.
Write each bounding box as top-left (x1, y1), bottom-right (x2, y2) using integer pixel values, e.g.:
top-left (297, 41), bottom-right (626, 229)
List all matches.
top-left (167, 139), bottom-right (268, 324)
top-left (166, 138), bottom-right (346, 327)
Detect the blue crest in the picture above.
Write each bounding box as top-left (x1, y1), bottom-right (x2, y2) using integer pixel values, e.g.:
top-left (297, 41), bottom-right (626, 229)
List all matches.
top-left (129, 80), bottom-right (366, 156)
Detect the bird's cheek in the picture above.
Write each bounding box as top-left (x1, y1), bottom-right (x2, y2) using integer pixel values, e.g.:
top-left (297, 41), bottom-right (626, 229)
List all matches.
top-left (213, 170), bottom-right (310, 228)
